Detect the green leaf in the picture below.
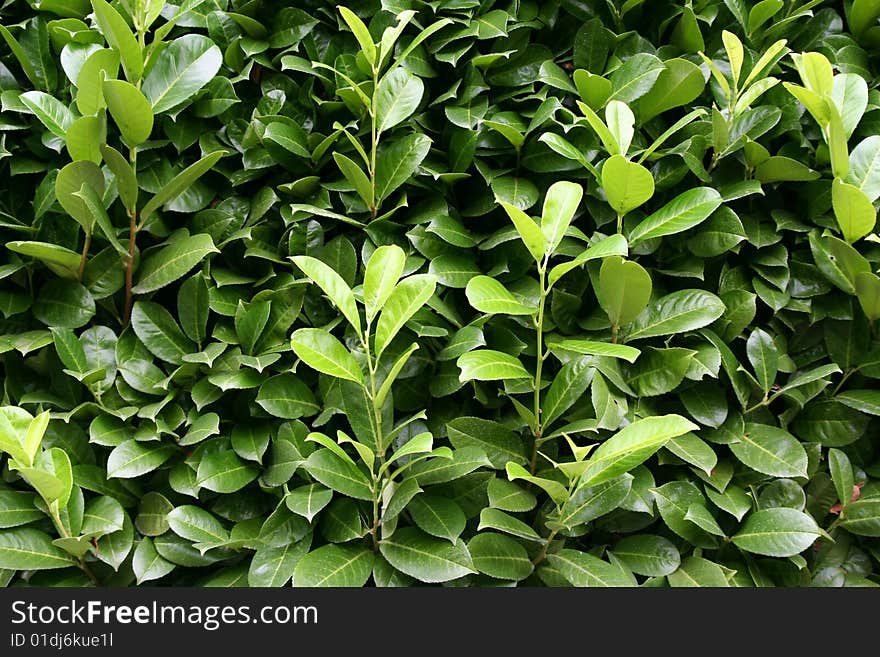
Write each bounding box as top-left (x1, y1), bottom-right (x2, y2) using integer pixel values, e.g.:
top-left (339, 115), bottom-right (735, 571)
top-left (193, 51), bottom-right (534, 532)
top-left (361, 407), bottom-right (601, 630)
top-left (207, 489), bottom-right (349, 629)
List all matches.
top-left (376, 67), bottom-right (423, 134)
top-left (0, 528), bottom-right (74, 570)
top-left (363, 245), bottom-right (405, 323)
top-left (249, 537), bottom-right (312, 587)
top-left (551, 340), bottom-right (640, 363)
top-left (667, 556), bottom-right (729, 587)
top-left (34, 280), bottom-right (95, 329)
top-left (543, 358), bottom-right (595, 427)
top-left (379, 527), bottom-right (475, 583)
top-left (6, 241), bottom-right (81, 278)
top-left (142, 34), bottom-right (221, 113)
top-left (102, 79), bottom-right (153, 146)
top-left (91, 0), bottom-right (143, 82)
top-left (629, 187), bottom-right (722, 244)
top-left (375, 274), bottom-right (436, 357)
top-left (596, 256), bottom-right (652, 327)
top-left (732, 508), bottom-right (821, 557)
top-left (374, 133), bottom-right (431, 203)
top-left (447, 417), bottom-right (527, 469)
top-left (132, 233), bottom-right (218, 294)
top-left (106, 439), bottom-right (175, 479)
top-left (293, 544), bottom-right (374, 587)
top-left (832, 178), bottom-right (876, 243)
top-left (133, 537), bottom-right (175, 584)
top-left (541, 181), bottom-right (583, 254)
top-left (608, 53), bottom-right (665, 103)
top-left (167, 505), bottom-right (228, 544)
top-left (546, 549), bottom-right (634, 587)
top-left (304, 449), bottom-right (373, 501)
top-left (468, 533), bottom-right (533, 581)
top-left (828, 448), bottom-right (855, 508)
top-left (457, 350), bottom-right (531, 382)
top-left (20, 91), bottom-right (73, 138)
top-left (465, 275), bottom-right (534, 316)
top-left (338, 6), bottom-right (376, 67)
top-left (65, 116), bottom-right (105, 165)
top-left (636, 58), bottom-right (705, 121)
top-left (131, 301), bottom-right (195, 365)
top-left (487, 478), bottom-right (537, 513)
top-left (0, 491), bottom-right (43, 528)
top-left (579, 414), bottom-right (698, 489)
top-left (499, 200), bottom-right (546, 262)
top-left (746, 328), bottom-right (778, 395)
top-left (333, 152), bottom-right (372, 206)
top-left (839, 499), bottom-right (880, 536)
top-left (291, 255), bottom-right (361, 335)
top-left (291, 328), bottom-right (363, 384)
top-left (141, 151), bottom-right (225, 223)
top-left (285, 484), bottom-right (333, 522)
top-left (602, 155), bottom-right (654, 216)
top-left (612, 535), bottom-right (680, 577)
top-left (196, 451), bottom-right (259, 494)
top-left (624, 290), bottom-right (726, 341)
top-left (55, 160), bottom-right (105, 235)
top-left (408, 495), bottom-right (466, 543)
top-left (256, 374), bottom-right (318, 419)
top-left (559, 474), bottom-right (632, 527)
top-left (101, 144), bottom-right (138, 212)
top-left (547, 234), bottom-right (629, 287)
top-left (847, 135), bottom-right (880, 203)
top-left (730, 423), bottom-right (808, 478)
top-left (135, 492), bottom-right (173, 536)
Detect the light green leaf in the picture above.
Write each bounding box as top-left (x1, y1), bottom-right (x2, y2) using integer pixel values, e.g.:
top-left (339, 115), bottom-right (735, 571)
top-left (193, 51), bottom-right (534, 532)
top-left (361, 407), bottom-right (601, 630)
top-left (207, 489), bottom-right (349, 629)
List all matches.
top-left (363, 245), bottom-right (406, 322)
top-left (291, 328), bottom-right (363, 384)
top-left (541, 181), bottom-right (583, 254)
top-left (91, 0), bottom-right (143, 82)
top-left (596, 256), bottom-right (652, 327)
top-left (375, 274), bottom-right (436, 357)
top-left (832, 178), bottom-right (876, 243)
top-left (624, 290), bottom-right (726, 341)
top-left (602, 155), bottom-right (654, 216)
top-left (465, 275), bottom-right (534, 316)
top-left (291, 255), bottom-right (361, 335)
top-left (547, 549), bottom-right (634, 587)
top-left (457, 350), bottom-right (531, 382)
top-left (579, 414), bottom-right (698, 488)
top-left (102, 79), bottom-right (153, 146)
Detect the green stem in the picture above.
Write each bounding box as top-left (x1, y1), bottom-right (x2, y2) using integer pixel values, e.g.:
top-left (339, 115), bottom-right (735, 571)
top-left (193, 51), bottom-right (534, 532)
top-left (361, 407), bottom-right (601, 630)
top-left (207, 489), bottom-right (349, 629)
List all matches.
top-left (529, 261), bottom-right (548, 474)
top-left (532, 528), bottom-right (559, 566)
top-left (616, 213), bottom-right (623, 235)
top-left (611, 322), bottom-right (619, 344)
top-left (369, 67), bottom-right (379, 221)
top-left (123, 146), bottom-right (138, 326)
top-left (77, 232), bottom-right (91, 281)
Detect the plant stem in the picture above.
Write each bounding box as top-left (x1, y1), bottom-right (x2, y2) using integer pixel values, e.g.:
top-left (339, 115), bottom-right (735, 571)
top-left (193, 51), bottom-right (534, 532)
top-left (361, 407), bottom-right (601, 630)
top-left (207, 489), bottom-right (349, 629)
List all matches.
top-left (530, 260), bottom-right (548, 474)
top-left (369, 67), bottom-right (379, 221)
top-left (123, 145), bottom-right (139, 326)
top-left (532, 528), bottom-right (559, 566)
top-left (77, 232), bottom-right (91, 281)
top-left (611, 322), bottom-right (619, 344)
top-left (616, 213), bottom-right (623, 235)
top-left (123, 207), bottom-right (137, 326)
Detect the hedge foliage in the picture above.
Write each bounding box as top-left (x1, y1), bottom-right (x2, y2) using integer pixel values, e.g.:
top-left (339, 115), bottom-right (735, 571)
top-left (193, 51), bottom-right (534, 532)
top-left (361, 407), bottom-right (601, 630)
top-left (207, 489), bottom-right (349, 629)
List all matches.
top-left (0, 0), bottom-right (879, 587)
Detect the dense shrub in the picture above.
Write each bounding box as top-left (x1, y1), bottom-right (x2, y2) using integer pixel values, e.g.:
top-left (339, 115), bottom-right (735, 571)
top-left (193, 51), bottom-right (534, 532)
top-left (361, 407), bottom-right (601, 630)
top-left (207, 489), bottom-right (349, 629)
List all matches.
top-left (0, 0), bottom-right (878, 587)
